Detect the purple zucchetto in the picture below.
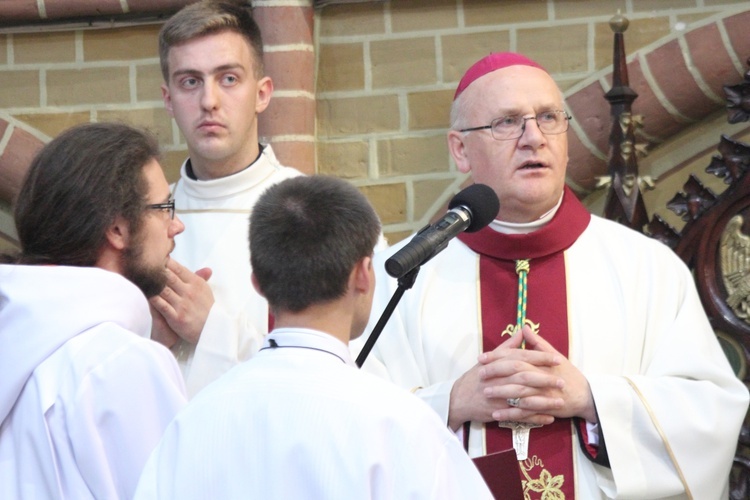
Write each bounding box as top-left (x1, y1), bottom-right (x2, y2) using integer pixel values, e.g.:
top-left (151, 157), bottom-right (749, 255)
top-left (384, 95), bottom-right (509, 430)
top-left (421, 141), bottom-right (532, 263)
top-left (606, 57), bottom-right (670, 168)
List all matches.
top-left (454, 52), bottom-right (548, 100)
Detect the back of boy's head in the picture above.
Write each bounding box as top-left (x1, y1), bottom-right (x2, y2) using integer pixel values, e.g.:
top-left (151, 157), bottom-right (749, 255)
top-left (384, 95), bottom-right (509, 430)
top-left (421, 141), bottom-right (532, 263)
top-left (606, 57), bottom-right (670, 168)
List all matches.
top-left (250, 176), bottom-right (380, 313)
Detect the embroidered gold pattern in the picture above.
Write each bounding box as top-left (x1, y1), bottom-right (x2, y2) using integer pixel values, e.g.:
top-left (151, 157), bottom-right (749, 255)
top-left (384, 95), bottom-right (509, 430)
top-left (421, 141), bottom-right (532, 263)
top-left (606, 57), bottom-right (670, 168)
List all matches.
top-left (520, 455), bottom-right (565, 500)
top-left (501, 318), bottom-right (540, 337)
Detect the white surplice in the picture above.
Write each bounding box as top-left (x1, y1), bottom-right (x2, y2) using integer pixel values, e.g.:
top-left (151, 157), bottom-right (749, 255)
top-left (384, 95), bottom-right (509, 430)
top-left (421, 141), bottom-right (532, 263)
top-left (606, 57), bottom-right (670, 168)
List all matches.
top-left (0, 265), bottom-right (187, 499)
top-left (168, 145), bottom-right (302, 397)
top-left (135, 328), bottom-right (493, 500)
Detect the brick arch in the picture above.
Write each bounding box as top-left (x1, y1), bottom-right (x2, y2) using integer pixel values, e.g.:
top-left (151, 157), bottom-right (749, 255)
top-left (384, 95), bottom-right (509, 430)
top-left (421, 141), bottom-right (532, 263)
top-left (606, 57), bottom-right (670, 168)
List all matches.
top-left (0, 118), bottom-right (44, 205)
top-left (565, 8), bottom-right (750, 195)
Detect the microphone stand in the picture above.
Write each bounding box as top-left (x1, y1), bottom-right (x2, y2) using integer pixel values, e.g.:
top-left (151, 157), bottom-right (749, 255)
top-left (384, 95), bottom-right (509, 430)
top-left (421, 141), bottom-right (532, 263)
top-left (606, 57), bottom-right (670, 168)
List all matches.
top-left (355, 266), bottom-right (420, 368)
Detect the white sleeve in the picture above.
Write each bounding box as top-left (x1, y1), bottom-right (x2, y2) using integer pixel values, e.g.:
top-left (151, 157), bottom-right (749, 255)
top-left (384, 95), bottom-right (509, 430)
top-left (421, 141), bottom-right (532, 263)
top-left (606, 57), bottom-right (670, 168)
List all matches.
top-left (66, 339), bottom-right (187, 499)
top-left (588, 274), bottom-right (749, 499)
top-left (182, 301), bottom-right (266, 397)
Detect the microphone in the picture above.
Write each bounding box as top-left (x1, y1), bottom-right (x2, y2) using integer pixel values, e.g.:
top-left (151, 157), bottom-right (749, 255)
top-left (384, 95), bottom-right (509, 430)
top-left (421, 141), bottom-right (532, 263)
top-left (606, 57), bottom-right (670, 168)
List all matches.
top-left (384, 184), bottom-right (499, 279)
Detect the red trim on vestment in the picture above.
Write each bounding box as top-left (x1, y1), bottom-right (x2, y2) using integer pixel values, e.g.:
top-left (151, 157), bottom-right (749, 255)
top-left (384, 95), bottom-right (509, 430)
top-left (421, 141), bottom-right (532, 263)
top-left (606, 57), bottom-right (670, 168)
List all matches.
top-left (578, 419), bottom-right (599, 459)
top-left (458, 186), bottom-right (591, 498)
top-left (458, 185), bottom-right (590, 259)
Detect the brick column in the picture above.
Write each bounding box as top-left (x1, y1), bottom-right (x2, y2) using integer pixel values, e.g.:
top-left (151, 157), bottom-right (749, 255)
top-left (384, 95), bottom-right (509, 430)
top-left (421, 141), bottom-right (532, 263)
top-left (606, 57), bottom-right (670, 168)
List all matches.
top-left (253, 1), bottom-right (316, 174)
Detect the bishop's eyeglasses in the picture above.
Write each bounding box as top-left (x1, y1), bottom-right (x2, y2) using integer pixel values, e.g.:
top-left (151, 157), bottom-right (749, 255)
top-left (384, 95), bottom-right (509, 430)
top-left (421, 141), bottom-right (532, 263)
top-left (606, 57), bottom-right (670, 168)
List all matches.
top-left (145, 198), bottom-right (176, 220)
top-left (459, 110), bottom-right (572, 141)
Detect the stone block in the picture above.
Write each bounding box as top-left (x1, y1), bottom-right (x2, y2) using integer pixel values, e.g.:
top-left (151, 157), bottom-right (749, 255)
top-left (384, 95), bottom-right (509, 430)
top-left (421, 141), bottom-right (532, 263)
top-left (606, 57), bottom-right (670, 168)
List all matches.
top-left (463, 0), bottom-right (547, 26)
top-left (383, 229), bottom-right (412, 245)
top-left (442, 31), bottom-right (511, 84)
top-left (161, 148), bottom-right (187, 184)
top-left (83, 25), bottom-right (161, 61)
top-left (317, 140), bottom-right (369, 179)
top-left (371, 37), bottom-right (436, 88)
top-left (317, 43), bottom-right (364, 92)
top-left (47, 67), bottom-right (130, 106)
top-left (408, 89), bottom-right (454, 130)
top-left (0, 70), bottom-right (39, 108)
top-left (633, 0), bottom-right (697, 9)
top-left (704, 0), bottom-right (749, 5)
top-left (518, 25), bottom-right (588, 74)
top-left (11, 112), bottom-right (90, 139)
top-left (390, 0), bottom-right (458, 32)
top-left (555, 0), bottom-right (627, 19)
top-left (359, 182), bottom-right (407, 225)
top-left (13, 32), bottom-right (75, 64)
top-left (413, 178), bottom-right (455, 221)
top-left (96, 107), bottom-right (174, 143)
top-left (136, 63), bottom-right (166, 102)
top-left (317, 95), bottom-right (400, 137)
top-left (318, 2), bottom-right (385, 37)
top-left (377, 135), bottom-right (450, 177)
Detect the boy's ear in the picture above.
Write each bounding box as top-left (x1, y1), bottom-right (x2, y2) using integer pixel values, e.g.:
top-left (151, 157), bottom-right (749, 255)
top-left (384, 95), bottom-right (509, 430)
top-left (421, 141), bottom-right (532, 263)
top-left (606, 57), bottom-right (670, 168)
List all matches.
top-left (351, 256), bottom-right (374, 294)
top-left (251, 272), bottom-right (265, 297)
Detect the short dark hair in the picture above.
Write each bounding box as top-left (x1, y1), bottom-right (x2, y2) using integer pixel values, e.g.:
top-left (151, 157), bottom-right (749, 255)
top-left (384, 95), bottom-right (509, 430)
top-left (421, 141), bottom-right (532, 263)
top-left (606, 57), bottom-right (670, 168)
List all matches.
top-left (12, 122), bottom-right (159, 266)
top-left (159, 0), bottom-right (264, 82)
top-left (250, 176), bottom-right (381, 313)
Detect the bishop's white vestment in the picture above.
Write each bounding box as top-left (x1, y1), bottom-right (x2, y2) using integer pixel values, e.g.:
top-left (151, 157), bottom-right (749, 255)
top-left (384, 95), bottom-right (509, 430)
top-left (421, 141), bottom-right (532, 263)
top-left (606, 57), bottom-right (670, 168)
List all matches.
top-left (353, 187), bottom-right (749, 499)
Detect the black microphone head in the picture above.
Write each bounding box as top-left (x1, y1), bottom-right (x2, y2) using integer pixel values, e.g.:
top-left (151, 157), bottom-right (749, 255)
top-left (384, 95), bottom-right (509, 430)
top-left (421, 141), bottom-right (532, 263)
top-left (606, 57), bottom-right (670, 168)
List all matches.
top-left (448, 184), bottom-right (499, 232)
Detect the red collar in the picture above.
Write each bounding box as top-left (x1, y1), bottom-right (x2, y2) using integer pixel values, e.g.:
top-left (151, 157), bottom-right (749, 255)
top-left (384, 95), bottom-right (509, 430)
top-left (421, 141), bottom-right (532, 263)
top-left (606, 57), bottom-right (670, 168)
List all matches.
top-left (458, 186), bottom-right (591, 260)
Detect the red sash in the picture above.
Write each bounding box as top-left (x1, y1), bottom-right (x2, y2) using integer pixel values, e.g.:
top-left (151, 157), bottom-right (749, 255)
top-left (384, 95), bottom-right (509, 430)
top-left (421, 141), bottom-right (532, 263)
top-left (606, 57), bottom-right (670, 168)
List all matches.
top-left (459, 186), bottom-right (590, 498)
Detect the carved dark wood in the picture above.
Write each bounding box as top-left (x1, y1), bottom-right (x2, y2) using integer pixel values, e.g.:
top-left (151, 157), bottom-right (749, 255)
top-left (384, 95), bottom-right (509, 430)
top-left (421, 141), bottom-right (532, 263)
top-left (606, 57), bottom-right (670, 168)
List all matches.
top-left (603, 13), bottom-right (650, 231)
top-left (604, 16), bottom-right (750, 497)
top-left (726, 72), bottom-right (750, 124)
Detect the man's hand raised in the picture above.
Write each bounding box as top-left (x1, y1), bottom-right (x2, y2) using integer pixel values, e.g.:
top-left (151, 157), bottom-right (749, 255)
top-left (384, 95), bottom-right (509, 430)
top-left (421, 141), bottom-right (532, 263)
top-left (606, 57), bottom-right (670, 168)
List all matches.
top-left (149, 258), bottom-right (214, 345)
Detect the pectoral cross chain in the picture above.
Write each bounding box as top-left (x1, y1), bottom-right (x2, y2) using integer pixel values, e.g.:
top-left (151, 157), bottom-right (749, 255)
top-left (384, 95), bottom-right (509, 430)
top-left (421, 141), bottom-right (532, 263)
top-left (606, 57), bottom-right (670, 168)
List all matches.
top-left (498, 260), bottom-right (541, 461)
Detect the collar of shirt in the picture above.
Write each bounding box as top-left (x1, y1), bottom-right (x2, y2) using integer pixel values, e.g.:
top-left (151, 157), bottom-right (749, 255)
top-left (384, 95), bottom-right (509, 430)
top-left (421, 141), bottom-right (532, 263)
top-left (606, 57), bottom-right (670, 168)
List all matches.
top-left (175, 144), bottom-right (274, 200)
top-left (262, 328), bottom-right (357, 368)
top-left (489, 192), bottom-right (564, 235)
top-left (184, 145), bottom-right (264, 181)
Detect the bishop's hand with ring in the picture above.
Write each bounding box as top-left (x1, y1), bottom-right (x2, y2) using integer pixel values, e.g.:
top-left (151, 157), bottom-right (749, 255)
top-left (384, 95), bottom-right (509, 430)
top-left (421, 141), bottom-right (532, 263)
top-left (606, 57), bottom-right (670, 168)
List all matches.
top-left (480, 325), bottom-right (599, 424)
top-left (448, 325), bottom-right (563, 432)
